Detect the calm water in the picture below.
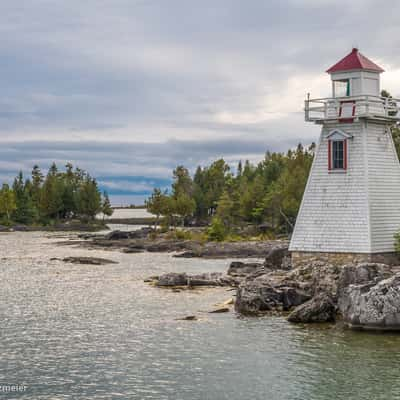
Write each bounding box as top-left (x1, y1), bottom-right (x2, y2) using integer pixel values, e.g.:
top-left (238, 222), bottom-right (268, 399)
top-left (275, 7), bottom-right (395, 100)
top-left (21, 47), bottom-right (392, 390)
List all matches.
top-left (1, 230), bottom-right (400, 399)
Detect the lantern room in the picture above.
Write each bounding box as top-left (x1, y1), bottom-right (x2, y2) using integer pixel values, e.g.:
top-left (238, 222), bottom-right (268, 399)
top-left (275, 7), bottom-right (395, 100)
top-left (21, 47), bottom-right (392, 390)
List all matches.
top-left (327, 48), bottom-right (384, 97)
top-left (304, 49), bottom-right (399, 123)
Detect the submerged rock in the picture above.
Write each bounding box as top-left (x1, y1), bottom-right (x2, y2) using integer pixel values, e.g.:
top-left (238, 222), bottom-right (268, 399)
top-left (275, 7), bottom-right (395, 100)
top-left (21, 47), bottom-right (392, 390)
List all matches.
top-left (288, 294), bottom-right (336, 323)
top-left (338, 273), bottom-right (400, 330)
top-left (209, 307), bottom-right (230, 313)
top-left (53, 256), bottom-right (118, 265)
top-left (176, 315), bottom-right (197, 321)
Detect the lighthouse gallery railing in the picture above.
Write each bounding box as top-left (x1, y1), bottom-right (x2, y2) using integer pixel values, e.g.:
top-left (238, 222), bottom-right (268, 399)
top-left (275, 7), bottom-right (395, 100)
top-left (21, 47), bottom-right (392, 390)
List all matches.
top-left (305, 95), bottom-right (400, 122)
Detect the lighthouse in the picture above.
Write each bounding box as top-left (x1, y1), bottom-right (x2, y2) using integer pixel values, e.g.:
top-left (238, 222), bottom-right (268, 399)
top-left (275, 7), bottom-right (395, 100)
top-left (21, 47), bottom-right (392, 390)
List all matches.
top-left (289, 48), bottom-right (400, 267)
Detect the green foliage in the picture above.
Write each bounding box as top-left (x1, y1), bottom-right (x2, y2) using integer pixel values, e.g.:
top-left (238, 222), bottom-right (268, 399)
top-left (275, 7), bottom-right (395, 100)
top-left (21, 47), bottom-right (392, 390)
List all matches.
top-left (147, 143), bottom-right (315, 236)
top-left (101, 191), bottom-right (113, 218)
top-left (0, 163), bottom-right (104, 226)
top-left (207, 216), bottom-right (228, 241)
top-left (0, 184), bottom-right (16, 224)
top-left (12, 172), bottom-right (37, 224)
top-left (76, 176), bottom-right (102, 220)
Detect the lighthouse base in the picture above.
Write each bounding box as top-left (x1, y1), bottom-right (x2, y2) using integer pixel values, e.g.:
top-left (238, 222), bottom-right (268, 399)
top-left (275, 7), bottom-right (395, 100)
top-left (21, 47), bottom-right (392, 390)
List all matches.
top-left (291, 251), bottom-right (400, 268)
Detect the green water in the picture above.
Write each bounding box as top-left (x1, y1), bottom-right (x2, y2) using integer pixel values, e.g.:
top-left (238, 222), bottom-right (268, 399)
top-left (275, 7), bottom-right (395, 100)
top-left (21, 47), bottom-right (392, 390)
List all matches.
top-left (1, 231), bottom-right (400, 399)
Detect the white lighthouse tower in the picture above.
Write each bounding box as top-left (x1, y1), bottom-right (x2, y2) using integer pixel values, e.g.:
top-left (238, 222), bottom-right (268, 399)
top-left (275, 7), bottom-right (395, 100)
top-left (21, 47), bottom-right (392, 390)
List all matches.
top-left (290, 48), bottom-right (400, 267)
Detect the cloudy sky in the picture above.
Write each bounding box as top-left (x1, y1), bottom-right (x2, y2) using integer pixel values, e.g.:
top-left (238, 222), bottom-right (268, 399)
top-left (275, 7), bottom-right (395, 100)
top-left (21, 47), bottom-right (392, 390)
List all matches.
top-left (1, 0), bottom-right (400, 205)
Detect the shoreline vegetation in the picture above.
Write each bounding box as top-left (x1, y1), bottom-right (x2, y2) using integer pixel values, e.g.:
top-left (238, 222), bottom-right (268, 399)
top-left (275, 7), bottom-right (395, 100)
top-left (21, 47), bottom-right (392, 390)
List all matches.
top-left (145, 144), bottom-right (315, 241)
top-left (0, 162), bottom-right (113, 231)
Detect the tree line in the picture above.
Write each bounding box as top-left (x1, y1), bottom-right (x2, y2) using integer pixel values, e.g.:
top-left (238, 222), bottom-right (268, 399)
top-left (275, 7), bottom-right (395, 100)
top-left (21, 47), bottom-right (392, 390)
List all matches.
top-left (146, 143), bottom-right (315, 238)
top-left (147, 91), bottom-right (400, 240)
top-left (0, 163), bottom-right (112, 226)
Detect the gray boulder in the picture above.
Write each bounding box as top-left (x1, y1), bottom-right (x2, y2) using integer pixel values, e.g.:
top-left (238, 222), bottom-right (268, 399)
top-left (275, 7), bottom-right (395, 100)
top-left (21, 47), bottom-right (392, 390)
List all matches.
top-left (227, 261), bottom-right (264, 277)
top-left (264, 246), bottom-right (291, 270)
top-left (188, 272), bottom-right (225, 286)
top-left (235, 276), bottom-right (310, 315)
top-left (155, 272), bottom-right (233, 287)
top-left (338, 273), bottom-right (400, 330)
top-left (288, 294), bottom-right (336, 323)
top-left (337, 263), bottom-right (393, 295)
top-left (157, 273), bottom-right (188, 286)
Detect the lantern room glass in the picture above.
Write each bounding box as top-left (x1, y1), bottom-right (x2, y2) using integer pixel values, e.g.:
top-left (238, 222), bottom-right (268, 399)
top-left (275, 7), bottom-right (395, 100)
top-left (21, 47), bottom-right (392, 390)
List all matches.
top-left (334, 80), bottom-right (350, 97)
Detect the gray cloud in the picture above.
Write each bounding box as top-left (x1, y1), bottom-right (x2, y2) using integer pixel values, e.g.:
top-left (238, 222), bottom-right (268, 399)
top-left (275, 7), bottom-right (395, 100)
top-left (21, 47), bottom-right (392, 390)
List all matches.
top-left (1, 0), bottom-right (400, 203)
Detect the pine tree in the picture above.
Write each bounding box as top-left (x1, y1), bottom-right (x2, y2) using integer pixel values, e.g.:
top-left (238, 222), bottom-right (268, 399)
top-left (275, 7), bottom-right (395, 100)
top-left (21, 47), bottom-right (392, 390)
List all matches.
top-left (76, 176), bottom-right (102, 220)
top-left (39, 163), bottom-right (63, 221)
top-left (12, 172), bottom-right (37, 224)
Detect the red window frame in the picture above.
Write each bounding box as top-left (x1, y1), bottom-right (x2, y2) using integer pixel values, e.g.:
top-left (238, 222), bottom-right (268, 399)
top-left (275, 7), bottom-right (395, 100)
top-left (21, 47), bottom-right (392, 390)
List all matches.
top-left (339, 100), bottom-right (356, 123)
top-left (328, 139), bottom-right (347, 171)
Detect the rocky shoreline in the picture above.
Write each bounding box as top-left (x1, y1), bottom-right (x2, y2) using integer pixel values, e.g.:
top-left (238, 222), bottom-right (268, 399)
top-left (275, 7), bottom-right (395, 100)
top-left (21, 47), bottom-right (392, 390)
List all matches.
top-left (0, 222), bottom-right (108, 232)
top-left (66, 228), bottom-right (400, 330)
top-left (71, 228), bottom-right (289, 259)
top-left (147, 245), bottom-right (400, 331)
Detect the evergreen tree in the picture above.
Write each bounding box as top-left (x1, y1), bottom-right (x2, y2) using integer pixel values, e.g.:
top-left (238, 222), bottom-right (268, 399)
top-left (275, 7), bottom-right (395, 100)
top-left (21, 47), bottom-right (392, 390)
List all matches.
top-left (12, 172), bottom-right (37, 224)
top-left (0, 184), bottom-right (16, 224)
top-left (101, 191), bottom-right (113, 220)
top-left (40, 163), bottom-right (63, 221)
top-left (76, 176), bottom-right (102, 220)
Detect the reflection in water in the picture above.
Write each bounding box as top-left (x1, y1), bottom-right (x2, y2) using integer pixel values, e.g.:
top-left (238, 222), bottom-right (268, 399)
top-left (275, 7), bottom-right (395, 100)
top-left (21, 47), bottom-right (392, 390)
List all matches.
top-left (0, 231), bottom-right (400, 399)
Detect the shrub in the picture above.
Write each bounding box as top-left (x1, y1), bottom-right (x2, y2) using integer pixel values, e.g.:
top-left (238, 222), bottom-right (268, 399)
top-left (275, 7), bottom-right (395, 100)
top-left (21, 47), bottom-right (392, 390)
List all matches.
top-left (207, 216), bottom-right (228, 242)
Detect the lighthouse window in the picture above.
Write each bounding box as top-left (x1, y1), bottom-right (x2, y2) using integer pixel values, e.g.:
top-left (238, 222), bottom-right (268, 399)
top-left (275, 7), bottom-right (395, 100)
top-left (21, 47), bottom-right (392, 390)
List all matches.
top-left (330, 139), bottom-right (348, 170)
top-left (334, 79), bottom-right (350, 97)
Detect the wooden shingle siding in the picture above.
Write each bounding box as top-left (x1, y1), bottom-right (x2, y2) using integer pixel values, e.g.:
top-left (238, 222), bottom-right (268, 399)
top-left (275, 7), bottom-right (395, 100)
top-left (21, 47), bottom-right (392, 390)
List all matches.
top-left (366, 121), bottom-right (400, 252)
top-left (290, 121), bottom-right (371, 253)
top-left (290, 119), bottom-right (400, 253)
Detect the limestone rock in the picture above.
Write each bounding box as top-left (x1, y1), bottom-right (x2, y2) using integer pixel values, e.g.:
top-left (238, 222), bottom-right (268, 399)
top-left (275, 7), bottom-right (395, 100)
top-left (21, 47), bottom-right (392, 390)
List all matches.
top-left (337, 263), bottom-right (393, 295)
top-left (234, 275), bottom-right (310, 315)
top-left (227, 261), bottom-right (264, 277)
top-left (264, 246), bottom-right (291, 270)
top-left (338, 273), bottom-right (400, 330)
top-left (288, 294), bottom-right (336, 323)
top-left (157, 273), bottom-right (188, 287)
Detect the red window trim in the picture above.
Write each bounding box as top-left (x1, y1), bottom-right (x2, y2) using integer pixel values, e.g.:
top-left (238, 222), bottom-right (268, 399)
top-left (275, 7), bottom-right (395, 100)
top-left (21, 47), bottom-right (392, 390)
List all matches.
top-left (339, 100), bottom-right (356, 123)
top-left (328, 139), bottom-right (332, 170)
top-left (328, 138), bottom-right (347, 171)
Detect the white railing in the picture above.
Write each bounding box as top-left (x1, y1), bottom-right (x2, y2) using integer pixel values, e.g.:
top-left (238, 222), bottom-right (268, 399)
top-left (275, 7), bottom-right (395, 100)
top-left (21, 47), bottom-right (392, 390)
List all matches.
top-left (305, 95), bottom-right (400, 122)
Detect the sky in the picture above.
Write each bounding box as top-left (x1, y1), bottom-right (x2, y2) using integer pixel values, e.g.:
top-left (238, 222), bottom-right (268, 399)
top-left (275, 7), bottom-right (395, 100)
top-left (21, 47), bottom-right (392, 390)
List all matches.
top-left (1, 0), bottom-right (400, 205)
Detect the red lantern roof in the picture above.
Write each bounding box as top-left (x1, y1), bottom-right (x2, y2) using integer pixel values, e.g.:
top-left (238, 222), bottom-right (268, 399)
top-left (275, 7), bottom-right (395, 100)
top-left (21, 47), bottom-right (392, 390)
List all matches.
top-left (326, 48), bottom-right (384, 73)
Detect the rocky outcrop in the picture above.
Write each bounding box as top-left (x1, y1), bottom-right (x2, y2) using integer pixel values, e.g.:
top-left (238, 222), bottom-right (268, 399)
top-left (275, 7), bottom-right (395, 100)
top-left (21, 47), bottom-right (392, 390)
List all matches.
top-left (75, 228), bottom-right (289, 259)
top-left (154, 272), bottom-right (234, 287)
top-left (337, 263), bottom-right (393, 294)
top-left (338, 273), bottom-right (400, 330)
top-left (234, 274), bottom-right (311, 315)
top-left (227, 261), bottom-right (264, 278)
top-left (288, 294), bottom-right (336, 323)
top-left (174, 241), bottom-right (288, 259)
top-left (264, 246), bottom-right (291, 270)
